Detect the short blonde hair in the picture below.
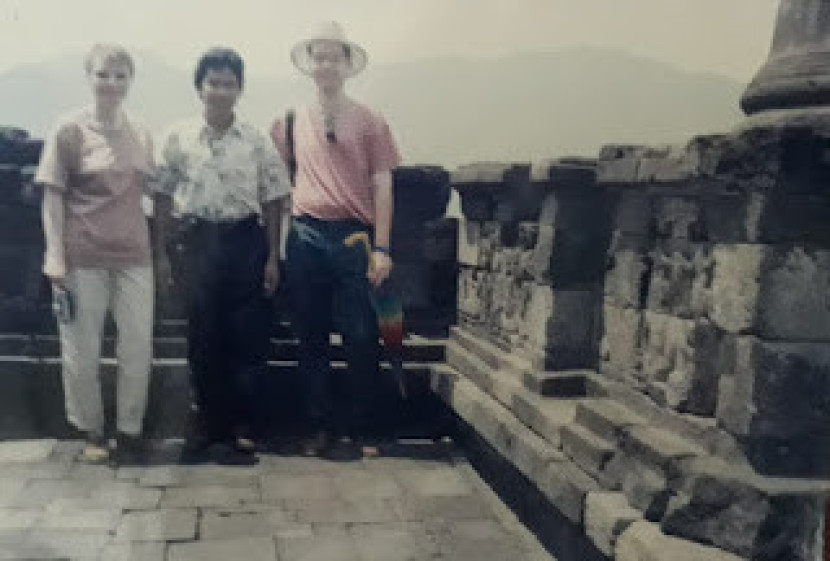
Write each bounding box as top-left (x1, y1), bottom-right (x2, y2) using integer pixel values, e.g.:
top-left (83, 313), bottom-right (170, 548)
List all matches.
top-left (84, 43), bottom-right (134, 76)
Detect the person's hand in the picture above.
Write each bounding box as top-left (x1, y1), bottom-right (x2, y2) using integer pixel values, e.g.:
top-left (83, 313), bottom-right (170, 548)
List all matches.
top-left (156, 254), bottom-right (174, 302)
top-left (263, 257), bottom-right (280, 296)
top-left (368, 251), bottom-right (393, 287)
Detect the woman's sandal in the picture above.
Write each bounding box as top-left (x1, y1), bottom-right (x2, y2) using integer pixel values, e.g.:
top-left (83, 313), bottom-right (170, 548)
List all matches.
top-left (79, 434), bottom-right (110, 464)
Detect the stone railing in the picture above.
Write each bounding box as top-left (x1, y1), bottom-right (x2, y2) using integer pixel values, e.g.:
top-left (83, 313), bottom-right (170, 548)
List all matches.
top-left (454, 159), bottom-right (609, 370)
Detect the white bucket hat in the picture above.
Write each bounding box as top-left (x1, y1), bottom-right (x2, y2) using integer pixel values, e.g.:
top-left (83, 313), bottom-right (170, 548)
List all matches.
top-left (290, 21), bottom-right (368, 77)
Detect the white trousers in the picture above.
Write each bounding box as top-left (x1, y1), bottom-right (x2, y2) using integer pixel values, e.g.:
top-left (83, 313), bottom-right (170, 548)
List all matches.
top-left (59, 267), bottom-right (153, 436)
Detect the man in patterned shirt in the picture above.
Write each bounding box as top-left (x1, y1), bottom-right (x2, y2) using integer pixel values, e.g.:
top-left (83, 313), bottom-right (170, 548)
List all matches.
top-left (154, 47), bottom-right (291, 465)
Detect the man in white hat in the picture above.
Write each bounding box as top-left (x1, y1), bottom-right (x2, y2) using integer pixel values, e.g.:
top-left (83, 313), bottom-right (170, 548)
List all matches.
top-left (271, 21), bottom-right (401, 458)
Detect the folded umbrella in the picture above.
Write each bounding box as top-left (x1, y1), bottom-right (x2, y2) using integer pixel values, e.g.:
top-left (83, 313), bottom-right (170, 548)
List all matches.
top-left (344, 231), bottom-right (407, 399)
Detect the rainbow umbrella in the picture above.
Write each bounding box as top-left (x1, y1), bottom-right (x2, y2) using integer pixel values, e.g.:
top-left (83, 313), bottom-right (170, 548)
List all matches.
top-left (344, 232), bottom-right (407, 399)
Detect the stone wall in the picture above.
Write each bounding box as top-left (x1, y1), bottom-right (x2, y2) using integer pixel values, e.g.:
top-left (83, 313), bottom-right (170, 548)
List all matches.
top-left (598, 128), bottom-right (830, 479)
top-left (0, 127), bottom-right (46, 332)
top-left (448, 126), bottom-right (830, 559)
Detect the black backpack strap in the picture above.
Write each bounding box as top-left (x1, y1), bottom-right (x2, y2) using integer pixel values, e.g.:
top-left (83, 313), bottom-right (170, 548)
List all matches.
top-left (285, 109), bottom-right (296, 184)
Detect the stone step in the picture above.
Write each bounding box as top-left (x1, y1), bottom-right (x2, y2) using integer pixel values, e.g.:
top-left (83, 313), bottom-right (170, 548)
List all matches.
top-left (618, 425), bottom-right (708, 474)
top-left (428, 363), bottom-right (601, 526)
top-left (444, 339), bottom-right (523, 411)
top-left (449, 326), bottom-right (530, 374)
top-left (446, 337), bottom-right (581, 451)
top-left (0, 334), bottom-right (446, 363)
top-left (510, 391), bottom-right (578, 449)
top-left (573, 398), bottom-right (647, 443)
top-left (522, 369), bottom-right (592, 397)
top-left (560, 424), bottom-right (617, 483)
top-left (0, 356), bottom-right (437, 439)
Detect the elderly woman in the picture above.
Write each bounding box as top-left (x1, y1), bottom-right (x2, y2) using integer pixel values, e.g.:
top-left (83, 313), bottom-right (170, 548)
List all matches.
top-left (37, 43), bottom-right (155, 465)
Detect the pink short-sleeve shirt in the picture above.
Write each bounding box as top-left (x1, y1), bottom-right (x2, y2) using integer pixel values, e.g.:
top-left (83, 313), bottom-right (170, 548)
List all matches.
top-left (36, 108), bottom-right (154, 269)
top-left (271, 101), bottom-right (400, 225)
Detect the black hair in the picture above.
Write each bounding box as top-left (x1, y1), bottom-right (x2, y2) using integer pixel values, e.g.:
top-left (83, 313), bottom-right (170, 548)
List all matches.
top-left (194, 47), bottom-right (244, 90)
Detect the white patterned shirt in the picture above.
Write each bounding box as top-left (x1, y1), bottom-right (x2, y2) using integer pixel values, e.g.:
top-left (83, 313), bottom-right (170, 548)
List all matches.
top-left (154, 117), bottom-right (291, 221)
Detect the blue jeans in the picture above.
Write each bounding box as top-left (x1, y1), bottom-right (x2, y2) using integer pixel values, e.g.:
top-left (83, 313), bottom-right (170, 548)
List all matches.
top-left (286, 215), bottom-right (380, 435)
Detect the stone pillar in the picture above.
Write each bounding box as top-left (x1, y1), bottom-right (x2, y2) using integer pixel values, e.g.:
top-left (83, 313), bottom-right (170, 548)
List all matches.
top-left (741, 0), bottom-right (830, 128)
top-left (454, 159), bottom-right (610, 368)
top-left (390, 166), bottom-right (455, 334)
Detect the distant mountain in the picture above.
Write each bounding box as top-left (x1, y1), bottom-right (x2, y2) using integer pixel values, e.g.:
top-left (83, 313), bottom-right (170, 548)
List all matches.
top-left (0, 48), bottom-right (745, 167)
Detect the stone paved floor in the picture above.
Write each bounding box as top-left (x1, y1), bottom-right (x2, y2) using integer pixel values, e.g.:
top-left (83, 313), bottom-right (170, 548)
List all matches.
top-left (0, 439), bottom-right (555, 561)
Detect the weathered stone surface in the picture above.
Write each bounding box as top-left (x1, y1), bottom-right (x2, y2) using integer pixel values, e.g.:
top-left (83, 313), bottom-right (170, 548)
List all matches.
top-left (620, 426), bottom-right (706, 473)
top-left (453, 163), bottom-right (530, 223)
top-left (612, 192), bottom-right (652, 238)
top-left (261, 473), bottom-right (337, 501)
top-left (277, 534), bottom-right (360, 561)
top-left (574, 399), bottom-right (646, 443)
top-left (560, 424), bottom-right (615, 483)
top-left (616, 520), bottom-right (745, 561)
top-left (160, 485), bottom-right (257, 508)
top-left (531, 157), bottom-right (597, 187)
top-left (200, 508), bottom-right (294, 539)
top-left (457, 220), bottom-right (481, 267)
top-left (600, 304), bottom-right (643, 381)
top-left (640, 312), bottom-right (724, 415)
top-left (646, 243), bottom-right (713, 319)
top-left (39, 505), bottom-right (121, 531)
top-left (716, 336), bottom-right (830, 475)
top-left (534, 193), bottom-right (612, 287)
top-left (396, 467), bottom-right (474, 497)
top-left (0, 439), bottom-right (56, 463)
top-left (5, 531), bottom-right (111, 559)
top-left (584, 492), bottom-right (641, 557)
top-left (115, 509), bottom-right (197, 542)
top-left (99, 542), bottom-right (166, 561)
top-left (523, 288), bottom-right (600, 370)
top-left (351, 522), bottom-right (436, 561)
top-left (662, 467), bottom-right (770, 558)
top-left (604, 236), bottom-right (649, 310)
top-left (537, 460), bottom-right (600, 524)
top-left (392, 166), bottom-right (451, 226)
top-left (605, 454), bottom-right (671, 520)
top-left (653, 196), bottom-right (706, 240)
top-left (169, 537), bottom-right (277, 561)
top-left (712, 245), bottom-right (830, 341)
top-left (597, 145), bottom-right (648, 184)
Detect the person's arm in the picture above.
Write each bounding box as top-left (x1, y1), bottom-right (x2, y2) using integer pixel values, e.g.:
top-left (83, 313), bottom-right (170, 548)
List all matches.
top-left (258, 130), bottom-right (292, 295)
top-left (369, 170), bottom-right (394, 287)
top-left (36, 122), bottom-right (74, 286)
top-left (150, 130), bottom-right (181, 298)
top-left (153, 194), bottom-right (173, 264)
top-left (42, 187), bottom-right (66, 285)
top-left (262, 198), bottom-right (282, 295)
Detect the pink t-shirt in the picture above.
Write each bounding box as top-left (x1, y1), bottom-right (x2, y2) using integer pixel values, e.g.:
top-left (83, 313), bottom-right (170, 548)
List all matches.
top-left (270, 101), bottom-right (400, 225)
top-left (36, 108), bottom-right (153, 269)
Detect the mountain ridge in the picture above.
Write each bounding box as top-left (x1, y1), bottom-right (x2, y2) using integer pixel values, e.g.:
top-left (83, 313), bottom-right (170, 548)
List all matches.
top-left (0, 47), bottom-right (745, 167)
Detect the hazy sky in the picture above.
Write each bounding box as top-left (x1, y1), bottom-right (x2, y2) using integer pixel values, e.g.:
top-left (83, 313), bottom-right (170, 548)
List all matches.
top-left (0, 0), bottom-right (779, 81)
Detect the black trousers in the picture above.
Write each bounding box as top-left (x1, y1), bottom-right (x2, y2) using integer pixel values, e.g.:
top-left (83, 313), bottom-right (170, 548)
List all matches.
top-left (285, 215), bottom-right (380, 436)
top-left (169, 215), bottom-right (270, 442)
